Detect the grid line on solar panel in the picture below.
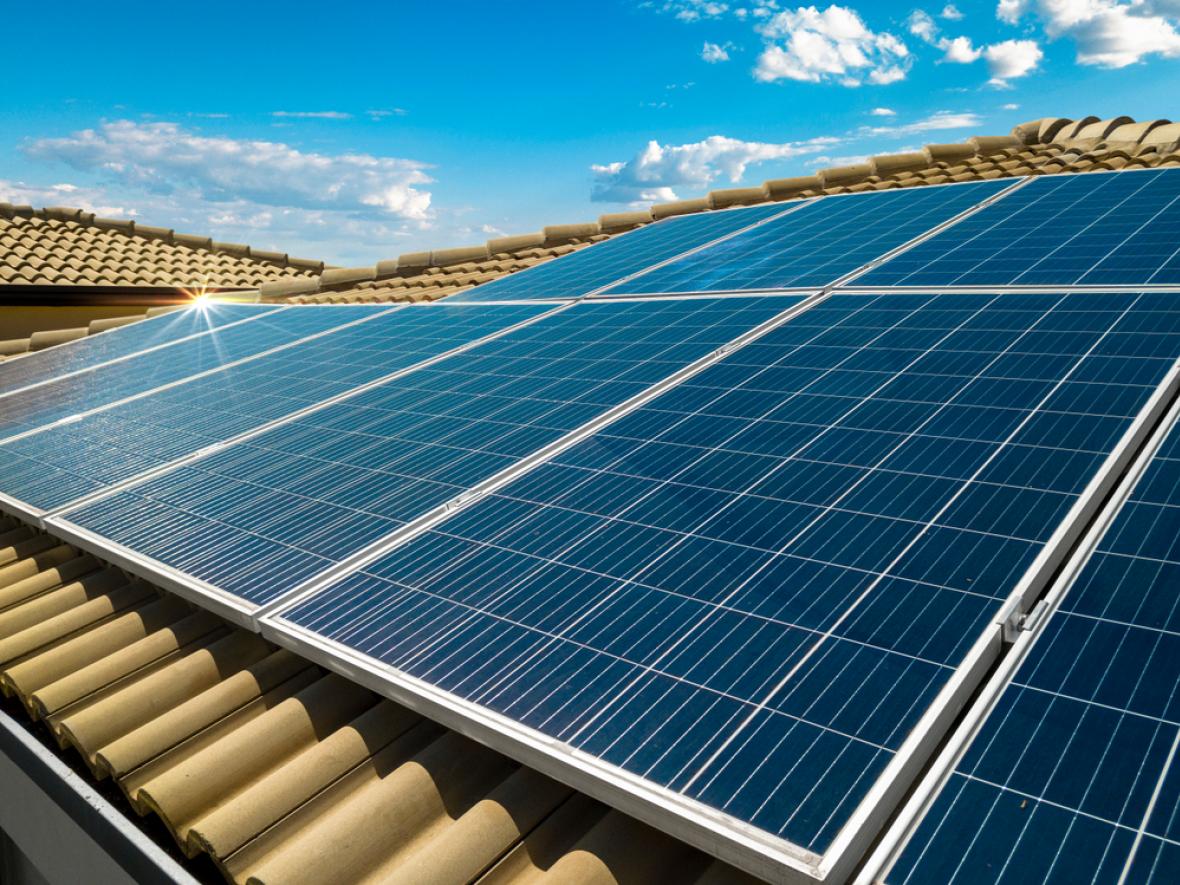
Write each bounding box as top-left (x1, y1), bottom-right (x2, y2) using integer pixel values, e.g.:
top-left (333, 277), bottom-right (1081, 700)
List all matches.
top-left (597, 178), bottom-right (1017, 296)
top-left (859, 167), bottom-right (1180, 289)
top-left (0, 303), bottom-right (284, 398)
top-left (885, 392), bottom-right (1180, 885)
top-left (0, 305), bottom-right (394, 443)
top-left (271, 290), bottom-right (1180, 874)
top-left (0, 303), bottom-right (554, 518)
top-left (454, 202), bottom-right (797, 302)
top-left (51, 296), bottom-right (804, 614)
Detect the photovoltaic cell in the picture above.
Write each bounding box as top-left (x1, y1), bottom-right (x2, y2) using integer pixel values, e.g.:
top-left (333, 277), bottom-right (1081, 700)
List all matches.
top-left (860, 168), bottom-right (1180, 287)
top-left (59, 296), bottom-right (800, 608)
top-left (455, 202), bottom-right (792, 302)
top-left (276, 290), bottom-right (1180, 859)
top-left (0, 303), bottom-right (281, 397)
top-left (599, 179), bottom-right (1014, 296)
top-left (887, 411), bottom-right (1180, 884)
top-left (0, 306), bottom-right (384, 440)
top-left (0, 303), bottom-right (548, 514)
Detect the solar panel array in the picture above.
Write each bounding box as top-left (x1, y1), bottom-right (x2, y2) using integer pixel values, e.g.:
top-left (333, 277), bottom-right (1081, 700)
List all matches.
top-left (456, 201), bottom-right (792, 302)
top-left (55, 297), bottom-right (800, 607)
top-left (888, 405), bottom-right (1180, 884)
top-left (860, 168), bottom-right (1180, 288)
top-left (3, 168), bottom-right (1179, 883)
top-left (0, 302), bottom-right (282, 397)
top-left (0, 306), bottom-right (385, 440)
top-left (0, 303), bottom-right (547, 514)
top-left (275, 289), bottom-right (1180, 859)
top-left (600, 179), bottom-right (1013, 296)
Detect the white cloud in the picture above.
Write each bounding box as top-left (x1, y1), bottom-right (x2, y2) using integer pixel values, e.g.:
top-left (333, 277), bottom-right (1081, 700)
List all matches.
top-left (24, 120), bottom-right (433, 220)
top-left (806, 152), bottom-right (872, 167)
top-left (0, 179), bottom-right (132, 217)
top-left (908, 9), bottom-right (939, 41)
top-left (1003, 101), bottom-right (1021, 109)
top-left (860, 110), bottom-right (983, 136)
top-left (270, 111), bottom-right (353, 120)
top-left (591, 133), bottom-right (839, 203)
top-left (701, 40), bottom-right (734, 61)
top-left (985, 38), bottom-right (1043, 82)
top-left (870, 106), bottom-right (897, 116)
top-left (754, 5), bottom-right (911, 86)
top-left (366, 109), bottom-right (408, 120)
top-left (998, 0), bottom-right (1180, 67)
top-left (942, 34), bottom-right (984, 61)
top-left (941, 3), bottom-right (965, 19)
top-left (909, 7), bottom-right (1040, 81)
top-left (997, 0), bottom-right (1028, 23)
top-left (656, 0), bottom-right (730, 21)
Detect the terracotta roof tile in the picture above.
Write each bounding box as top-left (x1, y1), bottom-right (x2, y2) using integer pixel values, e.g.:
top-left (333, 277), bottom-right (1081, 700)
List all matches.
top-left (0, 204), bottom-right (326, 290)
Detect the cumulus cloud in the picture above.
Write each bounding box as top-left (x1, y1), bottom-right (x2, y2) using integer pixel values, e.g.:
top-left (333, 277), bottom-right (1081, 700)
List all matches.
top-left (984, 38), bottom-right (1044, 82)
top-left (591, 134), bottom-right (839, 202)
top-left (23, 120), bottom-right (433, 220)
top-left (870, 106), bottom-right (897, 116)
top-left (941, 4), bottom-right (965, 19)
top-left (997, 0), bottom-right (1027, 23)
top-left (754, 5), bottom-right (911, 85)
top-left (942, 34), bottom-right (983, 62)
top-left (908, 9), bottom-right (940, 41)
top-left (997, 1), bottom-right (1180, 67)
top-left (910, 6), bottom-right (1041, 82)
top-left (1003, 102), bottom-right (1021, 109)
top-left (701, 40), bottom-right (734, 61)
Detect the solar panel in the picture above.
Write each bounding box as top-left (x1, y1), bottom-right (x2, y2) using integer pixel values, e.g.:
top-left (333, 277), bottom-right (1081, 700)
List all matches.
top-left (51, 296), bottom-right (802, 615)
top-left (885, 404), bottom-right (1180, 885)
top-left (455, 202), bottom-right (793, 302)
top-left (266, 290), bottom-right (1180, 877)
top-left (598, 179), bottom-right (1014, 296)
top-left (860, 168), bottom-right (1180, 288)
top-left (0, 302), bottom-right (281, 397)
top-left (0, 305), bottom-right (387, 440)
top-left (0, 303), bottom-right (550, 516)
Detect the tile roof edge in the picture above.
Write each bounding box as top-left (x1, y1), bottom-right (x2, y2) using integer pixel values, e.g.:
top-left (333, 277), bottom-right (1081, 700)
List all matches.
top-left (0, 203), bottom-right (328, 276)
top-left (273, 114), bottom-right (1176, 302)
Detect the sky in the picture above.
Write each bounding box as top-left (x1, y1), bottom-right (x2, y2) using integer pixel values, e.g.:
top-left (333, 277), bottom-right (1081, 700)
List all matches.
top-left (2, 1), bottom-right (1179, 266)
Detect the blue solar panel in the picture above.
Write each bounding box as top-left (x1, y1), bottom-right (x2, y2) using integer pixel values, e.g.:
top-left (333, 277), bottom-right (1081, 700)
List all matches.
top-left (57, 296), bottom-right (800, 608)
top-left (887, 409), bottom-right (1180, 885)
top-left (456, 202), bottom-right (792, 302)
top-left (599, 179), bottom-right (1014, 296)
top-left (0, 303), bottom-right (548, 514)
top-left (273, 290), bottom-right (1180, 861)
top-left (0, 303), bottom-right (280, 397)
top-left (0, 306), bottom-right (386, 440)
top-left (860, 168), bottom-right (1180, 287)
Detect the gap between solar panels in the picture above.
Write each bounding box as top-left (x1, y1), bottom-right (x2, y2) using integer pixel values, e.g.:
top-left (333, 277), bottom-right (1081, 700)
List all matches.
top-left (253, 292), bottom-right (1180, 882)
top-left (858, 360), bottom-right (1180, 885)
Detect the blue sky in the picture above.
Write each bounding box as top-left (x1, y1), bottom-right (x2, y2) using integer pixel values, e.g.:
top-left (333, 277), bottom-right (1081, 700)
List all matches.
top-left (3, 1), bottom-right (1178, 265)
